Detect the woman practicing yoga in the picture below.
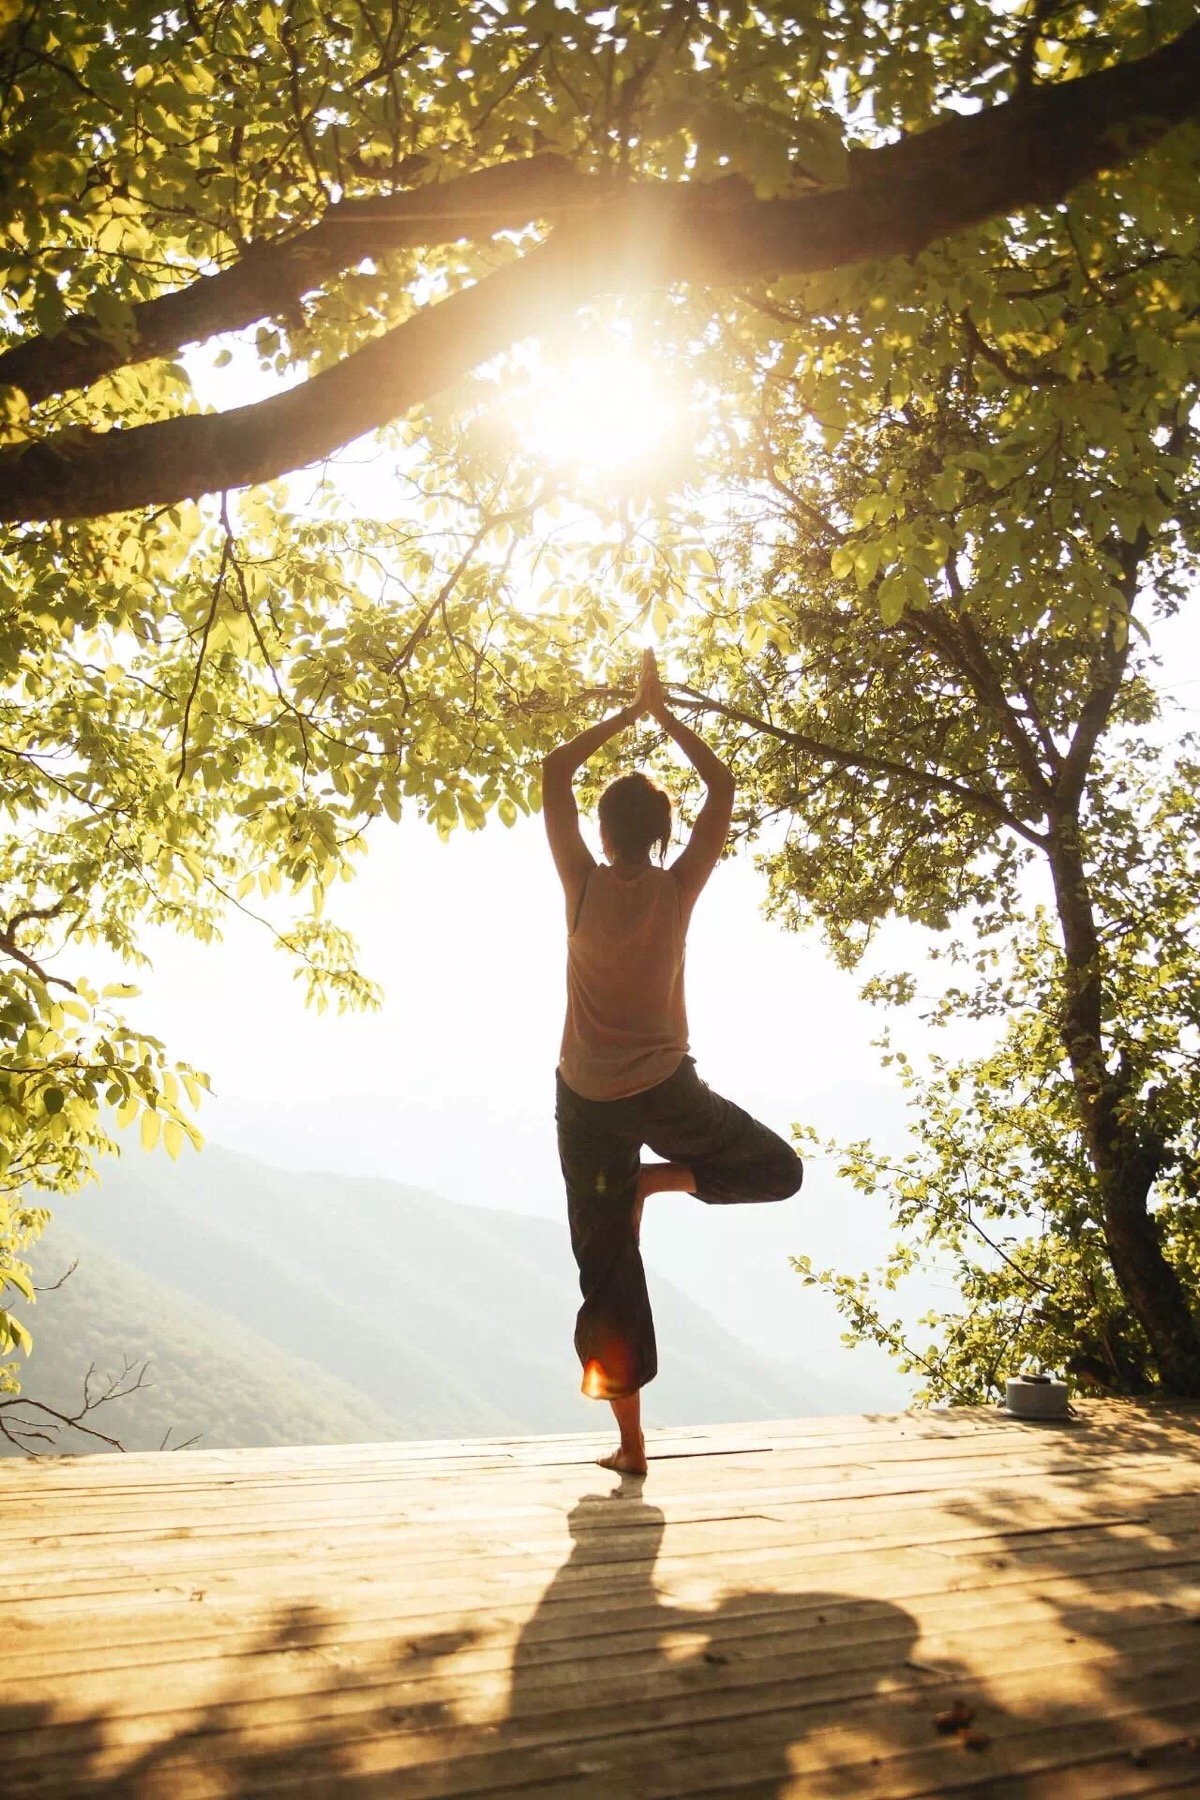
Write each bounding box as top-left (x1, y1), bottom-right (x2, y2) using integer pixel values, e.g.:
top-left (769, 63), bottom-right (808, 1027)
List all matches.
top-left (543, 651), bottom-right (804, 1475)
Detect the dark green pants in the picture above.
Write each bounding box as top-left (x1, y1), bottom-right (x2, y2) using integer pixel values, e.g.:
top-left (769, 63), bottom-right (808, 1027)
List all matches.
top-left (555, 1056), bottom-right (803, 1399)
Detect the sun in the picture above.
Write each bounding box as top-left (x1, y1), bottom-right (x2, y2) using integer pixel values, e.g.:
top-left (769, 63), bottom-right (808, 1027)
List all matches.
top-left (513, 351), bottom-right (677, 476)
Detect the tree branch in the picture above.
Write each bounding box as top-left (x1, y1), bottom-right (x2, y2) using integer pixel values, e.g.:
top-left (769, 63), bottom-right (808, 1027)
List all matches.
top-left (0, 154), bottom-right (595, 408)
top-left (0, 1356), bottom-right (152, 1454)
top-left (1055, 534), bottom-right (1148, 811)
top-left (0, 234), bottom-right (596, 521)
top-left (1056, 422), bottom-right (1185, 812)
top-left (909, 593), bottom-right (1055, 804)
top-left (1, 16), bottom-right (1197, 523)
top-left (670, 685), bottom-right (1048, 845)
top-left (176, 512), bottom-right (231, 784)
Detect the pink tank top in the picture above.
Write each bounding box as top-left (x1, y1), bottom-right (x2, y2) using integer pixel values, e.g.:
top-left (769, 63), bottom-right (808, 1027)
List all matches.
top-left (558, 864), bottom-right (689, 1102)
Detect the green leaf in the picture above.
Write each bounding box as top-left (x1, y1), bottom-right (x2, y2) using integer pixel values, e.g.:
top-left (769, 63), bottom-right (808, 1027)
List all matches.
top-left (853, 541), bottom-right (882, 590)
top-left (0, 1308), bottom-right (32, 1356)
top-left (2, 1265), bottom-right (35, 1304)
top-left (877, 574), bottom-right (907, 627)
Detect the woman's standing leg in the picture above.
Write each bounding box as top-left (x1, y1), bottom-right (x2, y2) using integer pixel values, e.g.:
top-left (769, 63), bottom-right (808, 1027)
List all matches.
top-left (556, 1075), bottom-right (656, 1471)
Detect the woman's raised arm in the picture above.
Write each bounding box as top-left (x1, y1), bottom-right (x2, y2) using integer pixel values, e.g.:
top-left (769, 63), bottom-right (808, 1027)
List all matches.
top-left (638, 655), bottom-right (735, 914)
top-left (541, 693), bottom-right (641, 912)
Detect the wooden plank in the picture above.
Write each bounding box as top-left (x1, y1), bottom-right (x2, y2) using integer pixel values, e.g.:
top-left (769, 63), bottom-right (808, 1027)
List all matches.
top-left (12, 1465), bottom-right (1197, 1580)
top-left (3, 1399), bottom-right (1193, 1499)
top-left (3, 1414), bottom-right (1179, 1495)
top-left (0, 1615), bottom-right (1196, 1779)
top-left (6, 1516), bottom-right (1198, 1648)
top-left (0, 1411), bottom-right (1012, 1483)
top-left (5, 1472), bottom-right (1187, 1570)
top-left (1, 1402), bottom-right (1197, 1798)
top-left (6, 1416), bottom-right (1193, 1506)
top-left (6, 1635), bottom-right (1199, 1798)
top-left (5, 1454), bottom-right (1194, 1574)
top-left (0, 1588), bottom-right (1196, 1744)
top-left (4, 1553), bottom-right (1195, 1692)
top-left (8, 1433), bottom-right (1193, 1518)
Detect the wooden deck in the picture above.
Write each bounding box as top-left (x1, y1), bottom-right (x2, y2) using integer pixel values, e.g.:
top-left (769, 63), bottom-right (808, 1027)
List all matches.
top-left (2, 1404), bottom-right (1200, 1797)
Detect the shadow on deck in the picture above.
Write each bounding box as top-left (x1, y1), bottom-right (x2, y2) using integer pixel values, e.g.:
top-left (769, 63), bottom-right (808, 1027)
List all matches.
top-left (2, 1403), bottom-right (1199, 1796)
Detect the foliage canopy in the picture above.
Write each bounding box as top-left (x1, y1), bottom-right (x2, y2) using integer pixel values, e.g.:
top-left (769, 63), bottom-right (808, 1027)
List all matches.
top-left (1, 0), bottom-right (1199, 1393)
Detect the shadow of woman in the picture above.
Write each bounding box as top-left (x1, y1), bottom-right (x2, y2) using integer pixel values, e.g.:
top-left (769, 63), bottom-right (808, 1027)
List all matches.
top-left (0, 1490), bottom-right (932, 1798)
top-left (505, 1480), bottom-right (924, 1796)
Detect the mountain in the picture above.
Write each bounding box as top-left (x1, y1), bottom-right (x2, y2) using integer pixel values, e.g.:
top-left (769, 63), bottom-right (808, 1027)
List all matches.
top-left (190, 1080), bottom-right (920, 1398)
top-left (18, 1143), bottom-right (885, 1452)
top-left (11, 1225), bottom-right (410, 1455)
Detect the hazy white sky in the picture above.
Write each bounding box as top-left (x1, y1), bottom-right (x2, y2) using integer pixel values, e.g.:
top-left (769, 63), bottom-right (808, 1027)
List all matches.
top-left (67, 343), bottom-right (1200, 1411)
top-left (102, 803), bottom-right (928, 1401)
top-left (81, 585), bottom-right (1198, 1409)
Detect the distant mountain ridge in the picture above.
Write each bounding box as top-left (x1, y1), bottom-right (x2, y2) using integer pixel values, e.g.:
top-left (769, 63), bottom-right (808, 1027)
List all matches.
top-left (15, 1224), bottom-right (411, 1455)
top-left (22, 1142), bottom-right (877, 1453)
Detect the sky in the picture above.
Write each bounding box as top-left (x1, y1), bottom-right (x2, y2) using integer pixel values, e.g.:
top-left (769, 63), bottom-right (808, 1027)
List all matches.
top-left (58, 339), bottom-right (1200, 1418)
top-left (79, 582), bottom-right (1199, 1414)
top-left (108, 806), bottom-right (926, 1404)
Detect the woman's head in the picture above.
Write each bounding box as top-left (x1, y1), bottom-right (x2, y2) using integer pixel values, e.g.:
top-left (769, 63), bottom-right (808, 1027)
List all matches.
top-left (598, 772), bottom-right (672, 865)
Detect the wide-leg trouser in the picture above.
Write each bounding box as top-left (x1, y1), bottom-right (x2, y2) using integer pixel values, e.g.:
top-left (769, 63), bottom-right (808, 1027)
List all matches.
top-left (555, 1055), bottom-right (804, 1399)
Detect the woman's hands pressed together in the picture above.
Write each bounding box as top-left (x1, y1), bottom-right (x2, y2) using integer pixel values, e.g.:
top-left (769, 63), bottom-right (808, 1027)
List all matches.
top-left (632, 648), bottom-right (670, 723)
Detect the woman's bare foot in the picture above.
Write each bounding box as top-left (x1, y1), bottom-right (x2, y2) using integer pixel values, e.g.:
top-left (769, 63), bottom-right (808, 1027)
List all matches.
top-left (597, 1435), bottom-right (647, 1476)
top-left (600, 1393), bottom-right (647, 1474)
top-left (633, 1161), bottom-right (696, 1244)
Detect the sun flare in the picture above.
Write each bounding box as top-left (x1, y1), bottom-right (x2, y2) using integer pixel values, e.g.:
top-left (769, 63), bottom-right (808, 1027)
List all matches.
top-left (514, 353), bottom-right (676, 476)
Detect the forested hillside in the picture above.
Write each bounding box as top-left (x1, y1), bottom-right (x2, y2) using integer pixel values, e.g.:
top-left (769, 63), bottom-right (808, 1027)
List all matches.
top-left (12, 1224), bottom-right (410, 1455)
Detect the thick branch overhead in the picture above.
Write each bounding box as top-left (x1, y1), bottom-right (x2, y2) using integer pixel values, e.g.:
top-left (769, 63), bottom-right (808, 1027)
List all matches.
top-left (1, 17), bottom-right (1197, 525)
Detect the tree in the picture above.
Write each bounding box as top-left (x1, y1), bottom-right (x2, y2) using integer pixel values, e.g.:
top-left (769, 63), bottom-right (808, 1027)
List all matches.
top-left (667, 131), bottom-right (1200, 1389)
top-left (1, 2), bottom-right (1198, 522)
top-left (793, 745), bottom-right (1200, 1403)
top-left (2, 0), bottom-right (1199, 1389)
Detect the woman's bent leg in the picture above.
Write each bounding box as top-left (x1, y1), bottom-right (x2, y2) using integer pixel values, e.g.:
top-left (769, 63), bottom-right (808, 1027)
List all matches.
top-left (638, 1058), bottom-right (803, 1206)
top-left (556, 1075), bottom-right (656, 1399)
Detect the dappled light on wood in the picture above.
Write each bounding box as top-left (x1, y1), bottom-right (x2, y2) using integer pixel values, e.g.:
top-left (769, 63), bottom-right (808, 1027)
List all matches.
top-left (3, 1405), bottom-right (1199, 1794)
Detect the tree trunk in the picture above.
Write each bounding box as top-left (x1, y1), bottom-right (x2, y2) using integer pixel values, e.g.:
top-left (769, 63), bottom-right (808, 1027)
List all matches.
top-left (1047, 815), bottom-right (1200, 1395)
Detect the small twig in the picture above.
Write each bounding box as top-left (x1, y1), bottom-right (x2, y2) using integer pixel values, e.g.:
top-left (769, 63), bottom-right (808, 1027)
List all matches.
top-left (959, 308), bottom-right (1046, 388)
top-left (0, 1355), bottom-right (155, 1455)
top-left (33, 1258), bottom-right (77, 1294)
top-left (177, 500), bottom-right (232, 784)
top-left (0, 926), bottom-right (78, 992)
top-left (159, 1424), bottom-right (204, 1452)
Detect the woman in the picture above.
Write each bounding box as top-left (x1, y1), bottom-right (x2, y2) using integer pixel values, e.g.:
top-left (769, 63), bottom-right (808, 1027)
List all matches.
top-left (543, 651), bottom-right (804, 1474)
